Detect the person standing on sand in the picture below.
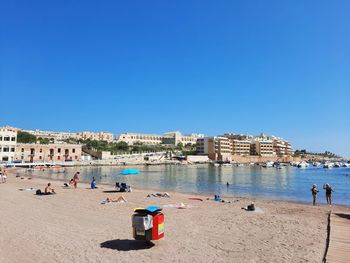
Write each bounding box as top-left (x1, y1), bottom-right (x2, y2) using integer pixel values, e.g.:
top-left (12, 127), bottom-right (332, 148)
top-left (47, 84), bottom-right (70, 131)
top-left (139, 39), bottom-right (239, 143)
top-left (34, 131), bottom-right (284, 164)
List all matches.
top-left (323, 183), bottom-right (334, 205)
top-left (73, 172), bottom-right (80, 188)
top-left (310, 184), bottom-right (319, 206)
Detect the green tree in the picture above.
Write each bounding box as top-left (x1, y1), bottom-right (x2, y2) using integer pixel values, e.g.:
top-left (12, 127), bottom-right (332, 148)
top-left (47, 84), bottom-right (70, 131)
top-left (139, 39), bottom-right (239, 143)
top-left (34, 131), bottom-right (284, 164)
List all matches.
top-left (17, 131), bottom-right (36, 143)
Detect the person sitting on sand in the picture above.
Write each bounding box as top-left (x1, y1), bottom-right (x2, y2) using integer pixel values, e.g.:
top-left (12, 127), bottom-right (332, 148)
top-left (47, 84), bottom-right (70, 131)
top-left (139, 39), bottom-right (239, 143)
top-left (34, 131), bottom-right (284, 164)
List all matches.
top-left (44, 183), bottom-right (55, 194)
top-left (91, 177), bottom-right (98, 189)
top-left (323, 183), bottom-right (334, 205)
top-left (106, 196), bottom-right (127, 203)
top-left (147, 192), bottom-right (170, 198)
top-left (310, 184), bottom-right (319, 206)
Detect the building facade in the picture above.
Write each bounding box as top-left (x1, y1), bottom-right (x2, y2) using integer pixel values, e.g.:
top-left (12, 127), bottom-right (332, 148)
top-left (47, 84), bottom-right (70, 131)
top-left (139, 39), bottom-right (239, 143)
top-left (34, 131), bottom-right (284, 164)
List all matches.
top-left (116, 133), bottom-right (163, 145)
top-left (77, 131), bottom-right (114, 142)
top-left (196, 137), bottom-right (232, 161)
top-left (0, 127), bottom-right (17, 162)
top-left (231, 140), bottom-right (251, 155)
top-left (15, 143), bottom-right (82, 162)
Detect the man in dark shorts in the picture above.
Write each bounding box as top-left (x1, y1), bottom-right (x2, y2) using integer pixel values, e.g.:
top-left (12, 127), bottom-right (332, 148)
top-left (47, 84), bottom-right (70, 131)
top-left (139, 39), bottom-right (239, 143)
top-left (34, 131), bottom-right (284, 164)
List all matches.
top-left (323, 183), bottom-right (334, 205)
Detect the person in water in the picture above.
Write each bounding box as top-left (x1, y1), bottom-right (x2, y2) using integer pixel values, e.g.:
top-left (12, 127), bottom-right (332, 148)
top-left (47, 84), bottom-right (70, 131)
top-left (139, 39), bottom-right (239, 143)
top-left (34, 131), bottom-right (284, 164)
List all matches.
top-left (310, 184), bottom-right (319, 206)
top-left (323, 184), bottom-right (335, 205)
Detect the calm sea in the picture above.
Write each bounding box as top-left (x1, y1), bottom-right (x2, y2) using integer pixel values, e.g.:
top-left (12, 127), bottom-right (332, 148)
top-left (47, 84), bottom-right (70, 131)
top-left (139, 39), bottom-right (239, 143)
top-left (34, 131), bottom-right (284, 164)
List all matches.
top-left (21, 164), bottom-right (350, 205)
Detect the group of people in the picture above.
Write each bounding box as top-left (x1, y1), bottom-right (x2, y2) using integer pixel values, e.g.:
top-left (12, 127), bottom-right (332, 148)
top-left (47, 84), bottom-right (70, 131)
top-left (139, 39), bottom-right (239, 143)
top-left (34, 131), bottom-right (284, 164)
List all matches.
top-left (311, 183), bottom-right (335, 206)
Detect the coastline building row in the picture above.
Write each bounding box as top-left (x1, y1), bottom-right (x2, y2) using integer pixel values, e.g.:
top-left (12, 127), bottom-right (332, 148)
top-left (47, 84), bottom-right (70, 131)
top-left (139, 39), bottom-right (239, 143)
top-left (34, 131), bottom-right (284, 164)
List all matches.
top-left (197, 133), bottom-right (294, 161)
top-left (12, 126), bottom-right (202, 146)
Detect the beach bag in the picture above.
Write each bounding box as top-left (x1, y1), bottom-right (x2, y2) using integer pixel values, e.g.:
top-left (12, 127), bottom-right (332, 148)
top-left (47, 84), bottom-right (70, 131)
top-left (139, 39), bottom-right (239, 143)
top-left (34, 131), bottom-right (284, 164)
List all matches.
top-left (36, 189), bottom-right (42, 195)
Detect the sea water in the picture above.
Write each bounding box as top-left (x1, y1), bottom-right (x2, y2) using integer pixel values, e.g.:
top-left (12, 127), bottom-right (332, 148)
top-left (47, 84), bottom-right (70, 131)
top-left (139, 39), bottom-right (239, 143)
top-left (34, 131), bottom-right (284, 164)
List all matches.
top-left (22, 164), bottom-right (350, 205)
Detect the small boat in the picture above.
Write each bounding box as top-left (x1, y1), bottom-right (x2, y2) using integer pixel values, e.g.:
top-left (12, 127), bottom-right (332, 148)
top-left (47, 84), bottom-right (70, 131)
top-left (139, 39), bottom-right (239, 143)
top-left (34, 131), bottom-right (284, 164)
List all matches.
top-left (262, 161), bottom-right (274, 168)
top-left (323, 163), bottom-right (334, 169)
top-left (297, 161), bottom-right (309, 168)
top-left (334, 162), bottom-right (341, 168)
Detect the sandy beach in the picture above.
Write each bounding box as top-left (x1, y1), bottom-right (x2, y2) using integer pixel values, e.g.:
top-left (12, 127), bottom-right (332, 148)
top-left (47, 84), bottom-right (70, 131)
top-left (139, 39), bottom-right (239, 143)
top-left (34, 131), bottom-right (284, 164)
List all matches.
top-left (1, 170), bottom-right (348, 263)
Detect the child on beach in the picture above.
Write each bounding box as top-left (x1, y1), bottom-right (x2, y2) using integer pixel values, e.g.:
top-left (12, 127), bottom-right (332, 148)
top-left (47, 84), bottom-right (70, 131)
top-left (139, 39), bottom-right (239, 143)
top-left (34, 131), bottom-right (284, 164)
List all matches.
top-left (323, 184), bottom-right (334, 205)
top-left (310, 184), bottom-right (319, 206)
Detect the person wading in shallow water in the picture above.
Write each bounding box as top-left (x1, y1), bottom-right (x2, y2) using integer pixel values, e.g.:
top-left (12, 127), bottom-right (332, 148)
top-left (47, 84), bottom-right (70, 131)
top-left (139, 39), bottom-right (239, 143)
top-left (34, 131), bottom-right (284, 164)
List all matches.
top-left (310, 184), bottom-right (319, 206)
top-left (323, 183), bottom-right (335, 206)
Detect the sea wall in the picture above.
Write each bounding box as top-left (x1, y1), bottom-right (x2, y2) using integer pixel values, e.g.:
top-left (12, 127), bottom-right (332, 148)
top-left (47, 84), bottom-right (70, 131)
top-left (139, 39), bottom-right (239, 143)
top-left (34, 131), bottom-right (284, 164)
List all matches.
top-left (231, 155), bottom-right (302, 163)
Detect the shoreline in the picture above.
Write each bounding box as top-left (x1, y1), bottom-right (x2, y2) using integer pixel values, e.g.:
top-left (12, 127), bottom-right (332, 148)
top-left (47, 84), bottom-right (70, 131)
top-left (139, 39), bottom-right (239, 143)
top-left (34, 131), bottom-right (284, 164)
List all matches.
top-left (8, 167), bottom-right (350, 209)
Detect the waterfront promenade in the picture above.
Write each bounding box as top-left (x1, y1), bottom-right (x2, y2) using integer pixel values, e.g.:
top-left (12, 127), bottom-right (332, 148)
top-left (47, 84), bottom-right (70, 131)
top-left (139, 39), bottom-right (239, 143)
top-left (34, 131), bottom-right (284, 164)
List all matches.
top-left (326, 212), bottom-right (350, 263)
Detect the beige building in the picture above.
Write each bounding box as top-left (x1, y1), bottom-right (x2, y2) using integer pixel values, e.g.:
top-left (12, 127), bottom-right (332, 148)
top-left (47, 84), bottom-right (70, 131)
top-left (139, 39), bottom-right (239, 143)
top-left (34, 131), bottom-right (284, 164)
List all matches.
top-left (25, 129), bottom-right (79, 141)
top-left (162, 131), bottom-right (204, 145)
top-left (197, 137), bottom-right (232, 162)
top-left (77, 131), bottom-right (114, 142)
top-left (117, 133), bottom-right (163, 145)
top-left (117, 131), bottom-right (204, 146)
top-left (15, 143), bottom-right (82, 162)
top-left (251, 140), bottom-right (275, 156)
top-left (0, 127), bottom-right (17, 162)
top-left (231, 140), bottom-right (251, 155)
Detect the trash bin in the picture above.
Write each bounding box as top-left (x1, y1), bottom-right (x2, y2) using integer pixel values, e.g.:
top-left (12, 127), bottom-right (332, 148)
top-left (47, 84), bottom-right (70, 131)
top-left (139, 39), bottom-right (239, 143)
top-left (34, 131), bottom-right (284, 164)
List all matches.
top-left (132, 206), bottom-right (164, 241)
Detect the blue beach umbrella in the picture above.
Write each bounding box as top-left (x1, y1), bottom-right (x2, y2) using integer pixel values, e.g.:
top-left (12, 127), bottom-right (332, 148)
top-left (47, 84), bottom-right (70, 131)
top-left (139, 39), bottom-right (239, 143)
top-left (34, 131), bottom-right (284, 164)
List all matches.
top-left (120, 169), bottom-right (140, 175)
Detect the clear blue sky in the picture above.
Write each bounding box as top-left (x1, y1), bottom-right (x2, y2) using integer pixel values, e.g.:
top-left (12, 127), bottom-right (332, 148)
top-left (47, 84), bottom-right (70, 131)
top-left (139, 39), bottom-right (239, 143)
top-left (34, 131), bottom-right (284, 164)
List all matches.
top-left (0, 1), bottom-right (349, 156)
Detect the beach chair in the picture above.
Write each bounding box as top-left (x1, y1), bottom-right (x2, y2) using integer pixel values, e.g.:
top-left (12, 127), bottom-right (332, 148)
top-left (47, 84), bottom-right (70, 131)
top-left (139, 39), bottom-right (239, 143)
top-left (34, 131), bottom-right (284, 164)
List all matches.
top-left (115, 182), bottom-right (121, 190)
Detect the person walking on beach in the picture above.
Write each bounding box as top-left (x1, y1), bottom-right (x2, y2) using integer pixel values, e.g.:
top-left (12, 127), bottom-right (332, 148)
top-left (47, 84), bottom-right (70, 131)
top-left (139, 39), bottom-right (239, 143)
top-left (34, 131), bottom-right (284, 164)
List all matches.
top-left (310, 184), bottom-right (319, 206)
top-left (73, 172), bottom-right (80, 189)
top-left (323, 183), bottom-right (334, 205)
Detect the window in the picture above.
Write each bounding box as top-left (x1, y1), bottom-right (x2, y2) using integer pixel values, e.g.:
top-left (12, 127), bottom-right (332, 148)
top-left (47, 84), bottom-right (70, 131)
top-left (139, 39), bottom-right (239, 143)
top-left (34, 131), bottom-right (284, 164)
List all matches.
top-left (11, 147), bottom-right (15, 152)
top-left (39, 156), bottom-right (42, 160)
top-left (72, 148), bottom-right (75, 153)
top-left (58, 148), bottom-right (61, 153)
top-left (4, 136), bottom-right (10, 141)
top-left (21, 148), bottom-right (24, 152)
top-left (0, 136), bottom-right (2, 141)
top-left (39, 149), bottom-right (42, 153)
top-left (11, 137), bottom-right (16, 141)
top-left (3, 147), bottom-right (9, 152)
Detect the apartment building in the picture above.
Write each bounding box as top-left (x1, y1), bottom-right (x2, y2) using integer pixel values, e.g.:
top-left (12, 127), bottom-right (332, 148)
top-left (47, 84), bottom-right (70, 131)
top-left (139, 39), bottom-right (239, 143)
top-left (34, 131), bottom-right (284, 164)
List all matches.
top-left (25, 129), bottom-right (79, 141)
top-left (15, 143), bottom-right (82, 162)
top-left (162, 131), bottom-right (204, 145)
top-left (0, 127), bottom-right (17, 162)
top-left (232, 140), bottom-right (251, 155)
top-left (251, 140), bottom-right (275, 156)
top-left (196, 137), bottom-right (232, 161)
top-left (117, 131), bottom-right (204, 146)
top-left (77, 131), bottom-right (114, 142)
top-left (116, 133), bottom-right (163, 145)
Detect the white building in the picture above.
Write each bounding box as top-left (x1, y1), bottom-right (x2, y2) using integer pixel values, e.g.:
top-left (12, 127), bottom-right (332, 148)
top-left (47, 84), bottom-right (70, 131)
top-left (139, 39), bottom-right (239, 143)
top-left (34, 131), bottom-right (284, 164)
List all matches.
top-left (0, 127), bottom-right (17, 162)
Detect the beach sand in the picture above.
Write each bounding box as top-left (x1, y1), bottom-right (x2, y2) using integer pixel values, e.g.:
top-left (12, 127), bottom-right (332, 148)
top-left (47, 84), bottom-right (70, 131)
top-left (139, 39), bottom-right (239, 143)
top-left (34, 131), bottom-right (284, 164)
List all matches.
top-left (0, 171), bottom-right (347, 263)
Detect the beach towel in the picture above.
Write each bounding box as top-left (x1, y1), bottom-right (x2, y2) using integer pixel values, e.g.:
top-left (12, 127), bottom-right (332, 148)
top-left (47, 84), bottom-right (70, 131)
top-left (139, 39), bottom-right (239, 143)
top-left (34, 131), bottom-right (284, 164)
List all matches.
top-left (19, 188), bottom-right (36, 191)
top-left (163, 203), bottom-right (193, 209)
